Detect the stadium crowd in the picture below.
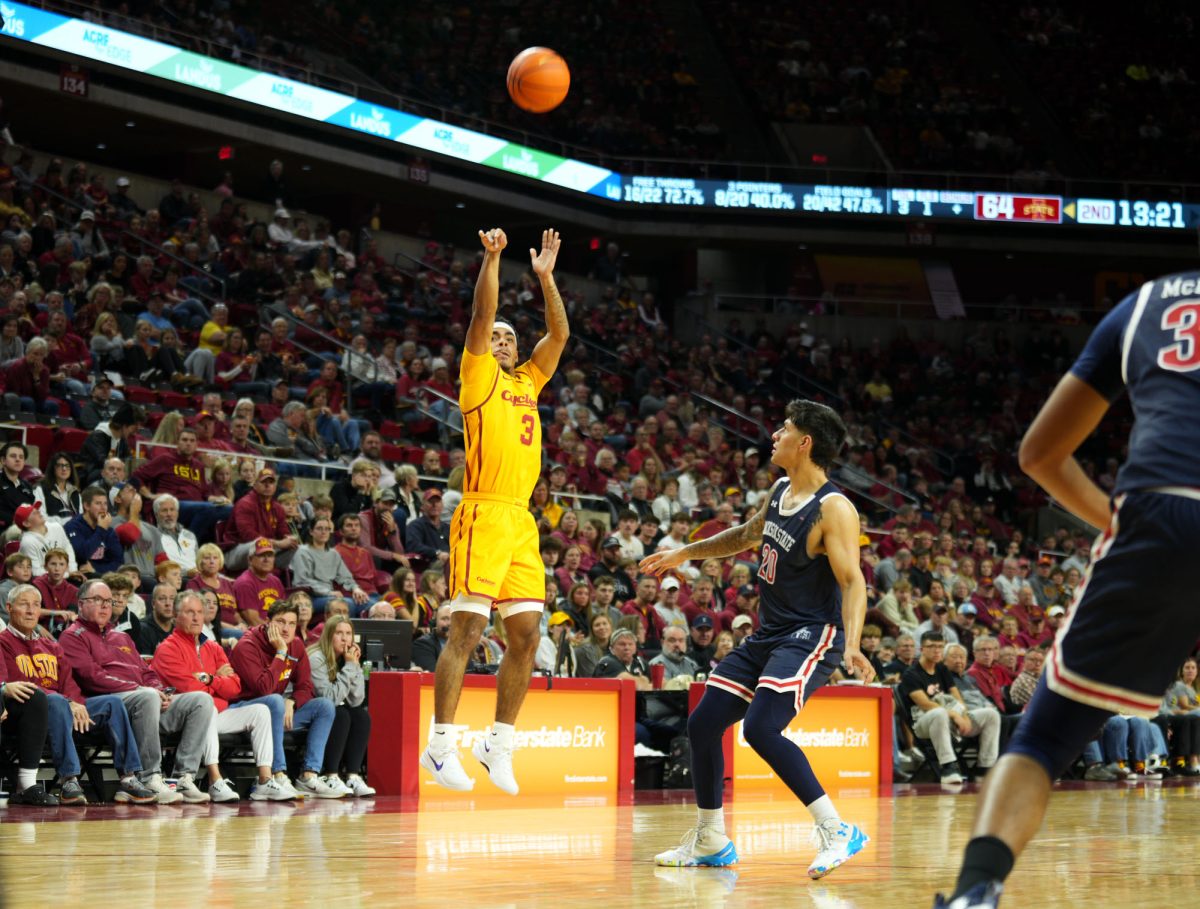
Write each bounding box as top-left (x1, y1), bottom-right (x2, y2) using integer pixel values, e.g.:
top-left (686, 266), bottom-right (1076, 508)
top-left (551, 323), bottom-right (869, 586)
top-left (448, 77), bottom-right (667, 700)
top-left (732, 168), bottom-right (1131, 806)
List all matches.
top-left (71, 0), bottom-right (1200, 185)
top-left (0, 135), bottom-right (1195, 802)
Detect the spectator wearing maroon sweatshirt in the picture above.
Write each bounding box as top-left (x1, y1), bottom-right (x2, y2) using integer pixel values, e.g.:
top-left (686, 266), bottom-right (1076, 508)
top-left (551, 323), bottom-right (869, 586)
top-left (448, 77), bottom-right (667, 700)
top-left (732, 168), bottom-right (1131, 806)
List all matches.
top-left (4, 336), bottom-right (56, 416)
top-left (229, 598), bottom-right (342, 798)
top-left (0, 584), bottom-right (155, 805)
top-left (224, 467), bottom-right (299, 572)
top-left (132, 426), bottom-right (231, 543)
top-left (60, 579), bottom-right (236, 803)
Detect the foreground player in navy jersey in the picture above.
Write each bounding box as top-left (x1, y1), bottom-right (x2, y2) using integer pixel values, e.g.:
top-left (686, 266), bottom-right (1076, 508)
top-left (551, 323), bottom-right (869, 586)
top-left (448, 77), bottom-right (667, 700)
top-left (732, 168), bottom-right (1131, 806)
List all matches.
top-left (933, 271), bottom-right (1200, 909)
top-left (641, 399), bottom-right (874, 879)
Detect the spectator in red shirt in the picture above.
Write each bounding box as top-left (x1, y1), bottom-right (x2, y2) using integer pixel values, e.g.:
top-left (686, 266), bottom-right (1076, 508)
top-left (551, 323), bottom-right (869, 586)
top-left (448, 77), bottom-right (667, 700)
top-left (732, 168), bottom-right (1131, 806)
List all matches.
top-left (228, 598), bottom-right (342, 798)
top-left (31, 547), bottom-right (77, 632)
top-left (4, 336), bottom-right (56, 415)
top-left (335, 513), bottom-right (389, 605)
top-left (225, 467), bottom-right (299, 572)
top-left (966, 636), bottom-right (1016, 713)
top-left (233, 538), bottom-right (285, 627)
top-left (132, 426), bottom-right (231, 543)
top-left (151, 589), bottom-right (277, 800)
top-left (0, 583), bottom-right (155, 805)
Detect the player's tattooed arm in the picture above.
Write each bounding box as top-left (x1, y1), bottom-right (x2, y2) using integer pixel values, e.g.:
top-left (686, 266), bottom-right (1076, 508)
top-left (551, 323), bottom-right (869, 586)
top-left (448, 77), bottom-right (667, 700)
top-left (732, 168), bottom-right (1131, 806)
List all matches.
top-left (680, 494), bottom-right (769, 560)
top-left (531, 228), bottom-right (569, 376)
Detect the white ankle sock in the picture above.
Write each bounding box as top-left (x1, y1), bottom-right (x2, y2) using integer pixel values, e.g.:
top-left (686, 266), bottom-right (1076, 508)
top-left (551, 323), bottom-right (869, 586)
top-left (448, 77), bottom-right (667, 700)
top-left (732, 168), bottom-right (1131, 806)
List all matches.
top-left (488, 722), bottom-right (515, 749)
top-left (697, 807), bottom-right (725, 836)
top-left (429, 724), bottom-right (455, 752)
top-left (807, 794), bottom-right (840, 826)
top-left (17, 769), bottom-right (36, 791)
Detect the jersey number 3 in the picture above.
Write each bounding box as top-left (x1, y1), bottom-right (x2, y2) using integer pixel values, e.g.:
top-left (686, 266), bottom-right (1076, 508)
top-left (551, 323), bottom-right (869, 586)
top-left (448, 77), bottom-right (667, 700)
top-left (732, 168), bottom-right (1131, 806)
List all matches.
top-left (1158, 300), bottom-right (1200, 372)
top-left (758, 543), bottom-right (778, 584)
top-left (519, 414), bottom-right (535, 446)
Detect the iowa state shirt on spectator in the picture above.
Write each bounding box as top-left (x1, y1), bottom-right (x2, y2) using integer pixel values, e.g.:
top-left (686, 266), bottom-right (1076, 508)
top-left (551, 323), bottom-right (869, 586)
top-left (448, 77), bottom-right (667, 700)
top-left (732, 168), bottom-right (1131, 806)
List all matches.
top-left (132, 450), bottom-right (208, 501)
top-left (233, 570), bottom-right (284, 623)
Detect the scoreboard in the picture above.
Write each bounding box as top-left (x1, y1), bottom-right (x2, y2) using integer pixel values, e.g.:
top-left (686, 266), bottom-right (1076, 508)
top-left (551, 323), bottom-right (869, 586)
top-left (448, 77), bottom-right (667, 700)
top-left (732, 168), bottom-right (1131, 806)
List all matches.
top-left (617, 177), bottom-right (1197, 231)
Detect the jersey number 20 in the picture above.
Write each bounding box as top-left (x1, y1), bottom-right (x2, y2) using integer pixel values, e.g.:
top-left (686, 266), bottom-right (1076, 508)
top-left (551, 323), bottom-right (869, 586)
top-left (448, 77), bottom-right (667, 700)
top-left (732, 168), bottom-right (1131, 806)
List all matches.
top-left (758, 543), bottom-right (779, 584)
top-left (1158, 300), bottom-right (1200, 372)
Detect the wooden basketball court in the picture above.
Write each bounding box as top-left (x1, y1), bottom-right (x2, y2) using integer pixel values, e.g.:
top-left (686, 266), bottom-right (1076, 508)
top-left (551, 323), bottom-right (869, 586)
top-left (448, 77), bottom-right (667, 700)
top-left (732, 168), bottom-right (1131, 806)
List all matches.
top-left (1, 779), bottom-right (1196, 907)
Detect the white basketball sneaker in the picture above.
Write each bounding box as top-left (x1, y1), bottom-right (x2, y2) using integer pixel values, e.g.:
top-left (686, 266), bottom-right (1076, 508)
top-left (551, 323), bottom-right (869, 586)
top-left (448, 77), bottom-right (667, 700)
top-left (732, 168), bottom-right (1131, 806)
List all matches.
top-left (655, 826), bottom-right (739, 867)
top-left (471, 737), bottom-right (519, 795)
top-left (808, 819), bottom-right (869, 879)
top-left (420, 746), bottom-right (475, 791)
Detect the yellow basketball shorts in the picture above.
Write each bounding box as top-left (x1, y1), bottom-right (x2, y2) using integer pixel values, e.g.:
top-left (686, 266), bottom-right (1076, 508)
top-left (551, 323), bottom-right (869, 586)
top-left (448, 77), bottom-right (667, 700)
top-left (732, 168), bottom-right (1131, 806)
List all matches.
top-left (448, 495), bottom-right (544, 607)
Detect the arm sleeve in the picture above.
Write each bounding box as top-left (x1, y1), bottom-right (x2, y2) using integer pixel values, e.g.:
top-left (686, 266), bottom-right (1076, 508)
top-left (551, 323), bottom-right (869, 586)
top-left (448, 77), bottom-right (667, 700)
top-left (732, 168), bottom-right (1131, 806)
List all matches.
top-left (291, 650), bottom-right (314, 707)
top-left (1069, 292), bottom-right (1135, 402)
top-left (53, 645), bottom-right (87, 704)
top-left (151, 639), bottom-right (204, 693)
top-left (333, 552), bottom-right (357, 592)
top-left (228, 640), bottom-right (287, 698)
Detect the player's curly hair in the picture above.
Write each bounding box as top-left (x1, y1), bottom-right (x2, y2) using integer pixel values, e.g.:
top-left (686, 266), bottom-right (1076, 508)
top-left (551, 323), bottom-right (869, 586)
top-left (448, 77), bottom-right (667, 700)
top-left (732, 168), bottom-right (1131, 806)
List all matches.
top-left (784, 399), bottom-right (846, 472)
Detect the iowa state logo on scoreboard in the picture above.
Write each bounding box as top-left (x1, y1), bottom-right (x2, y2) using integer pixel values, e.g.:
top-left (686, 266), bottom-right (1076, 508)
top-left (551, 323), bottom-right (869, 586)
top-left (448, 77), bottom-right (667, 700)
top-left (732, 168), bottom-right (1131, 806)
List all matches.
top-left (974, 193), bottom-right (1063, 224)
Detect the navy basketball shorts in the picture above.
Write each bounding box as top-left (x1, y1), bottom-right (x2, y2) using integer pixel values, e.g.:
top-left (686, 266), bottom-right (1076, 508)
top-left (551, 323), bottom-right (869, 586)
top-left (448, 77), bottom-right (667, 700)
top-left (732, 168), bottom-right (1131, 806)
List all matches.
top-left (1047, 489), bottom-right (1200, 717)
top-left (705, 622), bottom-right (845, 713)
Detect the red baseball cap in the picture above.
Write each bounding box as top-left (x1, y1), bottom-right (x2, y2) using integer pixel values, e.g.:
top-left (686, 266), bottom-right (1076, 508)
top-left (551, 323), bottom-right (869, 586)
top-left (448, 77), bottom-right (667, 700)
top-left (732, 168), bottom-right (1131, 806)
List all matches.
top-left (13, 501), bottom-right (40, 529)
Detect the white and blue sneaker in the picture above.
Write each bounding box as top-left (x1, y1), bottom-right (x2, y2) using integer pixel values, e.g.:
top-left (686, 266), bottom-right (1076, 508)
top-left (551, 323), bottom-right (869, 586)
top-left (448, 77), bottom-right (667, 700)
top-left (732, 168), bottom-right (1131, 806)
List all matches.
top-left (420, 746), bottom-right (475, 791)
top-left (932, 880), bottom-right (1003, 908)
top-left (655, 827), bottom-right (739, 867)
top-left (808, 819), bottom-right (869, 879)
top-left (471, 737), bottom-right (519, 795)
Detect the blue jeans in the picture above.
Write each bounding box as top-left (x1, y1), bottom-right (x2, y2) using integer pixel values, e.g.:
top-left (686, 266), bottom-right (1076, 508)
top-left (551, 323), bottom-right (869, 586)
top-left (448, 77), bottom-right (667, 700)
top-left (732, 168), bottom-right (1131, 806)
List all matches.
top-left (46, 692), bottom-right (142, 778)
top-left (167, 297), bottom-right (210, 331)
top-left (291, 697), bottom-right (336, 774)
top-left (177, 500), bottom-right (233, 544)
top-left (229, 694), bottom-right (335, 773)
top-left (228, 694), bottom-right (286, 772)
top-left (1102, 715), bottom-right (1155, 763)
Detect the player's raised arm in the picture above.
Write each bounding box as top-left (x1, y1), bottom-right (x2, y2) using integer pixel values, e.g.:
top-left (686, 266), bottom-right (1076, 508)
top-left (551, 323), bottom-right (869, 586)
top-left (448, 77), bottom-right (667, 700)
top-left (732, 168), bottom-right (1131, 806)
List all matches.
top-left (640, 486), bottom-right (771, 576)
top-left (465, 228), bottom-right (507, 356)
top-left (529, 228), bottom-right (568, 377)
top-left (1018, 373), bottom-right (1111, 530)
top-left (822, 495), bottom-right (873, 682)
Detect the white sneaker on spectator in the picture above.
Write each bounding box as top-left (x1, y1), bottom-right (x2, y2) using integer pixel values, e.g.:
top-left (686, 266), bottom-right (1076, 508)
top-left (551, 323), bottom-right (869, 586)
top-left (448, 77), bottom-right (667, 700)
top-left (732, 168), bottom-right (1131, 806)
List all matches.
top-left (144, 773), bottom-right (184, 805)
top-left (208, 778), bottom-right (240, 803)
top-left (420, 746), bottom-right (475, 791)
top-left (345, 774), bottom-right (376, 798)
top-left (294, 773), bottom-right (346, 799)
top-left (250, 777), bottom-right (294, 801)
top-left (325, 774), bottom-right (354, 797)
top-left (471, 738), bottom-right (519, 795)
top-left (273, 772), bottom-right (302, 799)
top-left (655, 826), bottom-right (739, 867)
top-left (175, 773), bottom-right (211, 804)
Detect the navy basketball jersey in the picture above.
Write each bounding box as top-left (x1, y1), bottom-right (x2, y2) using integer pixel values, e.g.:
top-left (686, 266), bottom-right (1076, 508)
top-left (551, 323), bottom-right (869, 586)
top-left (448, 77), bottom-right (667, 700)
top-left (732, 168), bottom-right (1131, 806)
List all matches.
top-left (755, 479), bottom-right (846, 635)
top-left (1072, 270), bottom-right (1200, 493)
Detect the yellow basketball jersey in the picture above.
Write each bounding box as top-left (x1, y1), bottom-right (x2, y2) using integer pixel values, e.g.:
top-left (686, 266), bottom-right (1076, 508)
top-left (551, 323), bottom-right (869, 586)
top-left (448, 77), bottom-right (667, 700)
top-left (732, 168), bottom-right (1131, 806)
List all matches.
top-left (459, 347), bottom-right (549, 502)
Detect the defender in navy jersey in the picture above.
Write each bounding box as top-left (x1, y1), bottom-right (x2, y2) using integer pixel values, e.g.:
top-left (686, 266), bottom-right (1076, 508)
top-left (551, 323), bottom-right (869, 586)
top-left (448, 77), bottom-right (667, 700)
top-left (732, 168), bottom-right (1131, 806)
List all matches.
top-left (641, 400), bottom-right (873, 879)
top-left (934, 271), bottom-right (1200, 909)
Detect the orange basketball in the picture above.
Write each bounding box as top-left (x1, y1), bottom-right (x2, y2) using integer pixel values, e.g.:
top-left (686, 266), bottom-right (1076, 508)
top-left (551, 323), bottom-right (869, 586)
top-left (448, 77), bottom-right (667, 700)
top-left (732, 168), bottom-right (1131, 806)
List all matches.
top-left (507, 47), bottom-right (570, 113)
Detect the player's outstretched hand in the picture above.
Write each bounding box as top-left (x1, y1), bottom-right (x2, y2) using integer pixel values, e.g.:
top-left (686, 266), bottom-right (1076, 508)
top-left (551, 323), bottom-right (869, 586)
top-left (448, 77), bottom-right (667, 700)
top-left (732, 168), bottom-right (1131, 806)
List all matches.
top-left (843, 649), bottom-right (876, 683)
top-left (639, 548), bottom-right (687, 577)
top-left (479, 228), bottom-right (507, 253)
top-left (530, 228), bottom-right (561, 277)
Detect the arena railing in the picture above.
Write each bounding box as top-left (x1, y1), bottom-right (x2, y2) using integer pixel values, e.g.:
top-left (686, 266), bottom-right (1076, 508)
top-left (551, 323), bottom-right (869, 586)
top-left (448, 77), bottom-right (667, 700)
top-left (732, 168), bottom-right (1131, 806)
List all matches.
top-left (133, 439), bottom-right (350, 481)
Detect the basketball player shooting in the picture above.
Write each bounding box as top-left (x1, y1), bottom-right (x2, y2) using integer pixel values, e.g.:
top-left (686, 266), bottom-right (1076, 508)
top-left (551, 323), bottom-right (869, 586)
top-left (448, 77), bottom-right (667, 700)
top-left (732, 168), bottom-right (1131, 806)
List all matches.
top-left (420, 227), bottom-right (567, 795)
top-left (640, 400), bottom-right (874, 878)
